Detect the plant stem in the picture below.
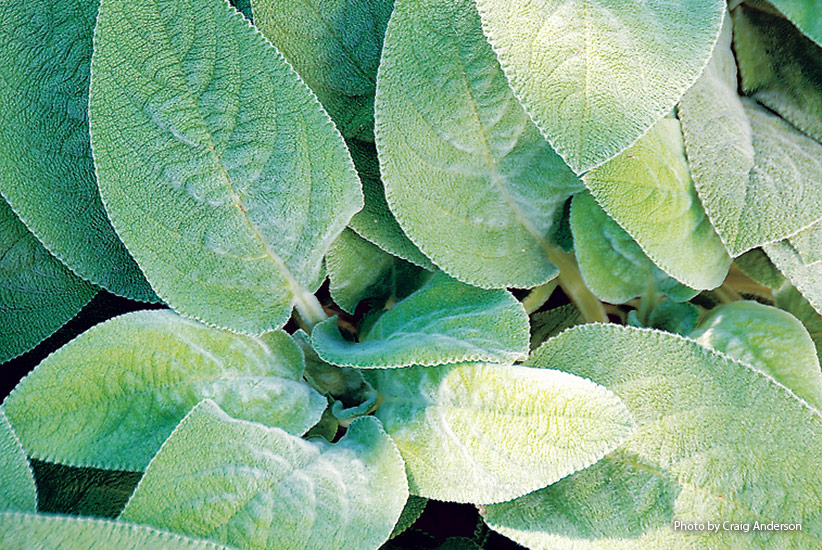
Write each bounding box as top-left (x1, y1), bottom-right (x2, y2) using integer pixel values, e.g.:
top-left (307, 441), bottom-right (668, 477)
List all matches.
top-left (522, 279), bottom-right (559, 314)
top-left (546, 247), bottom-right (607, 323)
top-left (636, 277), bottom-right (658, 326)
top-left (293, 290), bottom-right (328, 330)
top-left (724, 264), bottom-right (774, 300)
top-left (714, 284), bottom-right (742, 304)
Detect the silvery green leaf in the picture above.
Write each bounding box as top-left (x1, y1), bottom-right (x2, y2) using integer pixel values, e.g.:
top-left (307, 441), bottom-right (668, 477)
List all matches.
top-left (485, 324), bottom-right (822, 549)
top-left (0, 411), bottom-right (35, 513)
top-left (475, 0), bottom-right (725, 174)
top-left (691, 301), bottom-right (822, 410)
top-left (647, 300), bottom-right (700, 336)
top-left (375, 0), bottom-right (582, 289)
top-left (366, 361), bottom-right (634, 504)
top-left (776, 284), bottom-right (822, 364)
top-left (733, 3), bottom-right (822, 143)
top-left (252, 0), bottom-right (392, 141)
top-left (3, 310), bottom-right (325, 471)
top-left (791, 221), bottom-right (822, 266)
top-left (345, 139), bottom-right (436, 270)
top-left (570, 192), bottom-right (698, 304)
top-left (312, 272), bottom-right (529, 368)
top-left (734, 249), bottom-right (787, 289)
top-left (121, 401), bottom-right (407, 550)
top-left (0, 0), bottom-right (155, 301)
top-left (0, 199), bottom-right (96, 364)
top-left (0, 512), bottom-right (235, 550)
top-left (89, 0), bottom-right (362, 334)
top-left (583, 118), bottom-right (731, 289)
top-left (679, 18), bottom-right (822, 255)
top-left (767, 0), bottom-right (822, 47)
top-left (765, 240), bottom-right (822, 315)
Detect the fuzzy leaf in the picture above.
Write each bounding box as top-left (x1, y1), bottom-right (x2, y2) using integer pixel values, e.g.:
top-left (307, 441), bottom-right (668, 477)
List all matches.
top-left (768, 0), bottom-right (822, 47)
top-left (529, 305), bottom-right (583, 351)
top-left (33, 461), bottom-right (140, 519)
top-left (570, 192), bottom-right (697, 304)
top-left (486, 324), bottom-right (822, 549)
top-left (2, 310), bottom-right (325, 471)
top-left (391, 496), bottom-right (427, 538)
top-left (0, 0), bottom-right (155, 301)
top-left (583, 118), bottom-right (731, 289)
top-left (0, 512), bottom-right (234, 550)
top-left (346, 140), bottom-right (435, 270)
top-left (733, 3), bottom-right (822, 143)
top-left (252, 0), bottom-right (392, 141)
top-left (679, 19), bottom-right (822, 255)
top-left (791, 221), bottom-right (822, 266)
top-left (734, 249), bottom-right (786, 289)
top-left (475, 0), bottom-right (724, 174)
top-left (0, 411), bottom-right (35, 513)
top-left (0, 199), bottom-right (96, 364)
top-left (375, 0), bottom-right (582, 289)
top-left (366, 362), bottom-right (634, 504)
top-left (691, 301), bottom-right (822, 410)
top-left (121, 401), bottom-right (407, 550)
top-left (89, 0), bottom-right (362, 334)
top-left (312, 272), bottom-right (529, 368)
top-left (765, 240), bottom-right (822, 315)
top-left (776, 285), bottom-right (822, 364)
top-left (647, 301), bottom-right (700, 336)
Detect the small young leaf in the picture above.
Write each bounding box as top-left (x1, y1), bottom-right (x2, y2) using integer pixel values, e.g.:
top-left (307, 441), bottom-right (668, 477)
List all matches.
top-left (765, 240), bottom-right (822, 315)
top-left (733, 2), bottom-right (822, 142)
top-left (0, 0), bottom-right (155, 301)
top-left (366, 362), bottom-right (633, 504)
top-left (391, 496), bottom-right (427, 539)
top-left (529, 304), bottom-right (583, 351)
top-left (252, 0), bottom-right (392, 141)
top-left (646, 300), bottom-right (700, 336)
top-left (486, 324), bottom-right (822, 549)
top-left (791, 221), bottom-right (822, 266)
top-left (734, 248), bottom-right (787, 289)
top-left (121, 401), bottom-right (407, 550)
top-left (0, 411), bottom-right (35, 513)
top-left (691, 301), bottom-right (822, 410)
top-left (375, 0), bottom-right (582, 289)
top-left (312, 272), bottom-right (529, 368)
top-left (0, 199), bottom-right (96, 364)
top-left (0, 512), bottom-right (234, 550)
top-left (3, 310), bottom-right (325, 471)
top-left (89, 0), bottom-right (362, 333)
top-left (570, 193), bottom-right (697, 304)
top-left (583, 118), bottom-right (731, 289)
top-left (475, 0), bottom-right (725, 174)
top-left (346, 140), bottom-right (436, 270)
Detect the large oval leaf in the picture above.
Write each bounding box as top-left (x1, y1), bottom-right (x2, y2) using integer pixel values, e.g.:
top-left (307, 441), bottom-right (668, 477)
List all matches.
top-left (121, 401), bottom-right (407, 550)
top-left (0, 512), bottom-right (234, 550)
top-left (0, 412), bottom-right (35, 513)
top-left (765, 240), bottom-right (822, 315)
top-left (2, 310), bottom-right (325, 471)
top-left (691, 301), bottom-right (822, 410)
top-left (312, 271), bottom-right (529, 368)
top-left (791, 222), bottom-right (822, 266)
top-left (89, 0), bottom-right (362, 333)
top-left (366, 362), bottom-right (633, 504)
top-left (0, 0), bottom-right (155, 301)
top-left (485, 324), bottom-right (822, 549)
top-left (475, 0), bottom-right (725, 174)
top-left (0, 199), bottom-right (96, 364)
top-left (252, 0), bottom-right (392, 141)
top-left (375, 0), bottom-right (582, 289)
top-left (583, 118), bottom-right (731, 289)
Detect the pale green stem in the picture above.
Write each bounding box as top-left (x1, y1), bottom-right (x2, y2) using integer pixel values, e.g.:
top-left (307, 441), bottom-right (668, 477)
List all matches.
top-left (546, 247), bottom-right (608, 323)
top-left (293, 290), bottom-right (328, 331)
top-left (522, 279), bottom-right (559, 314)
top-left (636, 277), bottom-right (659, 326)
top-left (714, 284), bottom-right (742, 305)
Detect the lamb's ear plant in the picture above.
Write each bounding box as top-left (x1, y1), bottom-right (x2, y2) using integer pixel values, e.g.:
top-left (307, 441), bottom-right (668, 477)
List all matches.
top-left (0, 0), bottom-right (820, 549)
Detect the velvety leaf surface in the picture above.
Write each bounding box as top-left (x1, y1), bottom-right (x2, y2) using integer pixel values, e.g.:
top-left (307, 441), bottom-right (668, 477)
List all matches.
top-left (0, 411), bottom-right (35, 513)
top-left (366, 362), bottom-right (634, 504)
top-left (326, 228), bottom-right (429, 315)
top-left (33, 461), bottom-right (140, 519)
top-left (252, 0), bottom-right (392, 141)
top-left (312, 272), bottom-right (529, 368)
top-left (768, 0), bottom-right (822, 47)
top-left (691, 301), bottom-right (822, 410)
top-left (583, 118), bottom-right (731, 289)
top-left (345, 140), bottom-right (435, 270)
top-left (0, 199), bottom-right (96, 364)
top-left (390, 496), bottom-right (427, 538)
top-left (375, 0), bottom-right (582, 289)
top-left (121, 401), bottom-right (407, 550)
top-left (733, 2), bottom-right (822, 142)
top-left (679, 19), bottom-right (822, 255)
top-left (776, 285), bottom-right (822, 363)
top-left (0, 512), bottom-right (235, 550)
top-left (0, 0), bottom-right (155, 301)
top-left (3, 310), bottom-right (325, 471)
top-left (475, 0), bottom-right (724, 174)
top-left (766, 240), bottom-right (822, 315)
top-left (486, 324), bottom-right (822, 549)
top-left (735, 249), bottom-right (786, 289)
top-left (529, 304), bottom-right (583, 351)
top-left (89, 0), bottom-right (362, 333)
top-left (791, 221), bottom-right (822, 266)
top-left (570, 193), bottom-right (697, 304)
top-left (646, 300), bottom-right (700, 336)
